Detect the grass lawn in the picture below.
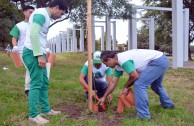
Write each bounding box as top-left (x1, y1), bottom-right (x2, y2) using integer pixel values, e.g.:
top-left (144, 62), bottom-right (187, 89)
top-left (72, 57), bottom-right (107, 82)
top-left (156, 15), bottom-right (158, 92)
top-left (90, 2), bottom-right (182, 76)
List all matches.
top-left (0, 52), bottom-right (194, 126)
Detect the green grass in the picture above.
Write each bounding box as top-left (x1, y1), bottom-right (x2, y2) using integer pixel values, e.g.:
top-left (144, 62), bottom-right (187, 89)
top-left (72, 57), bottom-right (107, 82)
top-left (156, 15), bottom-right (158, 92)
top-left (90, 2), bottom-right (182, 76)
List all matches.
top-left (0, 52), bottom-right (194, 126)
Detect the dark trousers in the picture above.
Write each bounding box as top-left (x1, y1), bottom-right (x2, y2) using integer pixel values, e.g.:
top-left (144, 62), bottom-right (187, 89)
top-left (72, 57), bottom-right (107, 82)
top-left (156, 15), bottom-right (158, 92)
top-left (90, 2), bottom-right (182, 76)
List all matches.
top-left (84, 75), bottom-right (107, 99)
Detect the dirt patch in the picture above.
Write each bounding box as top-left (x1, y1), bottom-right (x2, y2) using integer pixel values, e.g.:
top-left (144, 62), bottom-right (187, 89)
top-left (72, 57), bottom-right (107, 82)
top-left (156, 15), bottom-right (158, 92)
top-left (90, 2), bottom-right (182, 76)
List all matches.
top-left (55, 104), bottom-right (84, 119)
top-left (187, 104), bottom-right (194, 115)
top-left (88, 112), bottom-right (124, 126)
top-left (55, 104), bottom-right (125, 126)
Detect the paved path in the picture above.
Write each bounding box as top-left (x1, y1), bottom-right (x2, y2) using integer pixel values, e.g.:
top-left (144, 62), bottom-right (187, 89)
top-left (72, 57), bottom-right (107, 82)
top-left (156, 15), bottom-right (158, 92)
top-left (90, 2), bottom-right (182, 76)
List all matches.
top-left (169, 61), bottom-right (194, 68)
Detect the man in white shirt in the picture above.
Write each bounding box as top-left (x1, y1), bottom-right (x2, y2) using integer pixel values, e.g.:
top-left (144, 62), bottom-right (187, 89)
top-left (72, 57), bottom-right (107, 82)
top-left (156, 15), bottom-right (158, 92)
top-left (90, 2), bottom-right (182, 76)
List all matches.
top-left (79, 51), bottom-right (113, 103)
top-left (10, 5), bottom-right (34, 96)
top-left (22, 0), bottom-right (68, 124)
top-left (98, 49), bottom-right (174, 120)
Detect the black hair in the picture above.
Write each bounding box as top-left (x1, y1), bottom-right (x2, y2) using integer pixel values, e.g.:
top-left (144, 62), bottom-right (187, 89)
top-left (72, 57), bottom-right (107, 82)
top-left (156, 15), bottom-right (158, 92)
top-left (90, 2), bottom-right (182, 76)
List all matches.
top-left (23, 5), bottom-right (34, 12)
top-left (100, 51), bottom-right (118, 62)
top-left (48, 0), bottom-right (68, 13)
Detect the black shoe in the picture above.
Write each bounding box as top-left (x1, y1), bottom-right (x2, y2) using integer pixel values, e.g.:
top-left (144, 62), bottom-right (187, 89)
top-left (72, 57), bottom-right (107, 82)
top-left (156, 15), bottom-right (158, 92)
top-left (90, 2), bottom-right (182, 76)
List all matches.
top-left (158, 104), bottom-right (175, 109)
top-left (163, 105), bottom-right (175, 109)
top-left (25, 90), bottom-right (29, 96)
top-left (128, 114), bottom-right (150, 121)
top-left (139, 118), bottom-right (151, 121)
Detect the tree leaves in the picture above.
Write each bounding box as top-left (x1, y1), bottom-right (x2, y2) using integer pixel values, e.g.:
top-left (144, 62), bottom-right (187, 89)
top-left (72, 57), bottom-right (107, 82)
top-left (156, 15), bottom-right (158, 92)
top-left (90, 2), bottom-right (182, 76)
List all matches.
top-left (0, 0), bottom-right (23, 48)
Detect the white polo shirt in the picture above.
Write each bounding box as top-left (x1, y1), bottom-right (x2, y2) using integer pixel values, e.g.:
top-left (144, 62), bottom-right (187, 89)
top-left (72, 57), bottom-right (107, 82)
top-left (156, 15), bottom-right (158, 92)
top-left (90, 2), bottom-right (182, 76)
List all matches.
top-left (10, 21), bottom-right (28, 53)
top-left (114, 49), bottom-right (163, 77)
top-left (81, 61), bottom-right (112, 82)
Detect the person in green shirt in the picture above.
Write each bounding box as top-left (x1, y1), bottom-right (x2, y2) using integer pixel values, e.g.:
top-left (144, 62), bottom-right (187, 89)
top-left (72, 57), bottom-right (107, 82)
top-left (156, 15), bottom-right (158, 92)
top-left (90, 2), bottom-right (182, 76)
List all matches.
top-left (9, 5), bottom-right (34, 97)
top-left (22, 0), bottom-right (68, 124)
top-left (79, 51), bottom-right (113, 103)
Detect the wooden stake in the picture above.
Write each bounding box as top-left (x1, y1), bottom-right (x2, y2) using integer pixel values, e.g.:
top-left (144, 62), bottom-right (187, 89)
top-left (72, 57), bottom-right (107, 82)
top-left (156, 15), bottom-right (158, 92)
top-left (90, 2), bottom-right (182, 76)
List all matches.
top-left (87, 0), bottom-right (93, 111)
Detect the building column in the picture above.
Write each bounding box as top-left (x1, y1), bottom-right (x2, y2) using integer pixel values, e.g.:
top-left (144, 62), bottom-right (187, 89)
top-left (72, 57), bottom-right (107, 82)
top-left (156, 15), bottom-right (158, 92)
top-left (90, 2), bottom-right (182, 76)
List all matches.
top-left (172, 0), bottom-right (183, 68)
top-left (67, 28), bottom-right (70, 52)
top-left (128, 20), bottom-right (131, 50)
top-left (72, 26), bottom-right (77, 52)
top-left (50, 38), bottom-right (53, 52)
top-left (112, 21), bottom-right (116, 50)
top-left (92, 16), bottom-right (95, 52)
top-left (149, 17), bottom-right (155, 50)
top-left (80, 24), bottom-right (84, 51)
top-left (101, 26), bottom-right (104, 51)
top-left (61, 32), bottom-right (67, 52)
top-left (53, 37), bottom-right (56, 53)
top-left (106, 16), bottom-right (111, 50)
top-left (130, 9), bottom-right (137, 49)
top-left (56, 35), bottom-right (62, 53)
top-left (183, 8), bottom-right (189, 61)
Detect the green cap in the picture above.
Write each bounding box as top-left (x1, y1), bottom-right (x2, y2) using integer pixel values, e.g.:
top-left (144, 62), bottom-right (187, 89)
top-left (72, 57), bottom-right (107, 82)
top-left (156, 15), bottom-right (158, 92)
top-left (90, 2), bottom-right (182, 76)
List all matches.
top-left (93, 51), bottom-right (102, 64)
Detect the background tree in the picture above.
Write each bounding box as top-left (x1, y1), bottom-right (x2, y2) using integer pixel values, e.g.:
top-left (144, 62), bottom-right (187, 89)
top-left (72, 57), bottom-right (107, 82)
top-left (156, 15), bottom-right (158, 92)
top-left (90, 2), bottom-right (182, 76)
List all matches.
top-left (10, 0), bottom-right (134, 51)
top-left (11, 0), bottom-right (133, 25)
top-left (190, 45), bottom-right (194, 54)
top-left (139, 0), bottom-right (194, 60)
top-left (95, 40), bottom-right (101, 50)
top-left (0, 0), bottom-right (23, 49)
top-left (98, 31), bottom-right (117, 51)
top-left (137, 25), bottom-right (149, 49)
top-left (11, 0), bottom-right (134, 25)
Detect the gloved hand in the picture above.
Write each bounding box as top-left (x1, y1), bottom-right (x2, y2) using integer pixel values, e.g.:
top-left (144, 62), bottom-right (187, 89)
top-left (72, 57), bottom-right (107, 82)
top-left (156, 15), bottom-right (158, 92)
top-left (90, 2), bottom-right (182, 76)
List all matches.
top-left (46, 48), bottom-right (51, 60)
top-left (45, 48), bottom-right (51, 53)
top-left (12, 46), bottom-right (19, 52)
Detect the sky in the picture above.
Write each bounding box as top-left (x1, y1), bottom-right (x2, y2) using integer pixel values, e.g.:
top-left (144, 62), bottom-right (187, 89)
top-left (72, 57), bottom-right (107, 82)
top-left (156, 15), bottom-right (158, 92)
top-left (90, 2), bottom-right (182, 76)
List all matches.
top-left (47, 0), bottom-right (144, 44)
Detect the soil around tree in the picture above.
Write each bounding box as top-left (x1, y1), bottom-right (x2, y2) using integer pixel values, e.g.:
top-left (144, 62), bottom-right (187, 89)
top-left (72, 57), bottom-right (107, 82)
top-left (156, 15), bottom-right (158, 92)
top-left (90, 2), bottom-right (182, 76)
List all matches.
top-left (55, 104), bottom-right (125, 126)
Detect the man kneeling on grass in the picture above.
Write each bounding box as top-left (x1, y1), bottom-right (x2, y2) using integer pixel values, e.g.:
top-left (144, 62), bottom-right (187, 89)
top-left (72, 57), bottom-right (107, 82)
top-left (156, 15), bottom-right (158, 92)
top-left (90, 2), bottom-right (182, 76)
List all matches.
top-left (79, 51), bottom-right (113, 107)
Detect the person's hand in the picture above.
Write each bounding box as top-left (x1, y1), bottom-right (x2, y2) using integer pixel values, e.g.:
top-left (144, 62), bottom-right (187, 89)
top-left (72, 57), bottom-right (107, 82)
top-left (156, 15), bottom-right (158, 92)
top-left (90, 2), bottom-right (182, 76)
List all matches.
top-left (92, 90), bottom-right (96, 98)
top-left (122, 87), bottom-right (128, 96)
top-left (38, 55), bottom-right (46, 68)
top-left (12, 46), bottom-right (19, 52)
top-left (107, 94), bottom-right (113, 103)
top-left (45, 48), bottom-right (51, 53)
top-left (46, 48), bottom-right (51, 60)
top-left (97, 97), bottom-right (106, 105)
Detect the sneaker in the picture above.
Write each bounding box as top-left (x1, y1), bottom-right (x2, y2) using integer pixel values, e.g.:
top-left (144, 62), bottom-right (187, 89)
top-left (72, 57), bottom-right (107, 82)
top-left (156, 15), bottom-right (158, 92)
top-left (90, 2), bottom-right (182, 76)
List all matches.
top-left (157, 104), bottom-right (175, 109)
top-left (25, 90), bottom-right (29, 100)
top-left (164, 105), bottom-right (174, 109)
top-left (128, 114), bottom-right (150, 121)
top-left (25, 90), bottom-right (29, 96)
top-left (40, 109), bottom-right (61, 116)
top-left (29, 114), bottom-right (49, 124)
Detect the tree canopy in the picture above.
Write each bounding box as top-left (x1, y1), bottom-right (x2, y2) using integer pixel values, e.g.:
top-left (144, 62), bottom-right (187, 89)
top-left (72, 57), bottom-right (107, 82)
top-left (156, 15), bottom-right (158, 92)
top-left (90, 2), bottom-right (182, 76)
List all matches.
top-left (11, 0), bottom-right (134, 26)
top-left (0, 0), bottom-right (134, 49)
top-left (0, 0), bottom-right (23, 49)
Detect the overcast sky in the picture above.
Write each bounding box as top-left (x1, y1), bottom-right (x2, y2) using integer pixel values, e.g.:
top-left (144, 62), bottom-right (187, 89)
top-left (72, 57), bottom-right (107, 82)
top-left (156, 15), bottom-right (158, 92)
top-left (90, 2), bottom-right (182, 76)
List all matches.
top-left (47, 0), bottom-right (144, 44)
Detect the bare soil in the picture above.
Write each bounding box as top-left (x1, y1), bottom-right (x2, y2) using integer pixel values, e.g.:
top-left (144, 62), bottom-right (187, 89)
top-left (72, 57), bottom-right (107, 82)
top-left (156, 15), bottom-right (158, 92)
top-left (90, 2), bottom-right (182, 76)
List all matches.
top-left (55, 104), bottom-right (125, 126)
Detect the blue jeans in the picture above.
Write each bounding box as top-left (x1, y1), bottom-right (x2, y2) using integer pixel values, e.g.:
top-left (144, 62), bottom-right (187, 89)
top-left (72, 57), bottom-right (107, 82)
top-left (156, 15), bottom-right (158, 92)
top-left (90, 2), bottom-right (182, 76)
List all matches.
top-left (84, 75), bottom-right (107, 99)
top-left (134, 55), bottom-right (174, 119)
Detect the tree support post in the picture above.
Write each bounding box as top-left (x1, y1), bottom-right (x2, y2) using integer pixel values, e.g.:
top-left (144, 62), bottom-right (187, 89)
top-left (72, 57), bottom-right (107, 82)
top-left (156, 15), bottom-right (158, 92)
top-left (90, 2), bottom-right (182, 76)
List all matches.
top-left (87, 0), bottom-right (93, 111)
